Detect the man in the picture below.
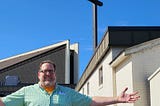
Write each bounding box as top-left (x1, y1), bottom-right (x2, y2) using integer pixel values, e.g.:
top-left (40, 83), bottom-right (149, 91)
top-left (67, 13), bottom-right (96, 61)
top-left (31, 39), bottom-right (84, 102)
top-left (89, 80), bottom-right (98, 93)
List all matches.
top-left (0, 60), bottom-right (140, 106)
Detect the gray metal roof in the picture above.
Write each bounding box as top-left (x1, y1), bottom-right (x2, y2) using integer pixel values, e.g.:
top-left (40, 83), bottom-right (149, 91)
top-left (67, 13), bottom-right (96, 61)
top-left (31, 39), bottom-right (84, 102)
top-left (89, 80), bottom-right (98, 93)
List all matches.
top-left (0, 40), bottom-right (69, 70)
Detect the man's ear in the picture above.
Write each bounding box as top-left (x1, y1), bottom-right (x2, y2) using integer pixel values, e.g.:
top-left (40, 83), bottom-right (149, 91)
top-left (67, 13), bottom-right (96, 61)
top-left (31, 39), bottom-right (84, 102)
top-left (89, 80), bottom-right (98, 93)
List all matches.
top-left (37, 71), bottom-right (40, 78)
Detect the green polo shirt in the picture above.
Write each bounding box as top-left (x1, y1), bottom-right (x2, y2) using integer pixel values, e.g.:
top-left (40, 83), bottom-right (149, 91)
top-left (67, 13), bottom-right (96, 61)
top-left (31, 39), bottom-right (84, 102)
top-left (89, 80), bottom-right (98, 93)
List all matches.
top-left (2, 84), bottom-right (92, 106)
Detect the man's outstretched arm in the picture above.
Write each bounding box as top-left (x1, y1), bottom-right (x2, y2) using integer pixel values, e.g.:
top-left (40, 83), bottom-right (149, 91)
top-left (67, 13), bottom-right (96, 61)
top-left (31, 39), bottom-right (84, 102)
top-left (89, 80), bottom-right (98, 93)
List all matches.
top-left (90, 87), bottom-right (140, 106)
top-left (0, 98), bottom-right (5, 106)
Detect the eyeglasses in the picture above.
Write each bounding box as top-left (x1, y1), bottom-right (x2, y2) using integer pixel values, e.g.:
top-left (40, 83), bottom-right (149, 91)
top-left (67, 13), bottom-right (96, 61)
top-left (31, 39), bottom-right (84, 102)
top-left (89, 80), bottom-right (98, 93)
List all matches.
top-left (39, 69), bottom-right (55, 74)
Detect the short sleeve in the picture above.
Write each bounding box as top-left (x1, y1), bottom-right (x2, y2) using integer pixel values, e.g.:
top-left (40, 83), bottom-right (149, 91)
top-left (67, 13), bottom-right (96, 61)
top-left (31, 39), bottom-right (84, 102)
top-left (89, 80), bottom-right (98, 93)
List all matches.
top-left (70, 89), bottom-right (92, 106)
top-left (2, 87), bottom-right (25, 106)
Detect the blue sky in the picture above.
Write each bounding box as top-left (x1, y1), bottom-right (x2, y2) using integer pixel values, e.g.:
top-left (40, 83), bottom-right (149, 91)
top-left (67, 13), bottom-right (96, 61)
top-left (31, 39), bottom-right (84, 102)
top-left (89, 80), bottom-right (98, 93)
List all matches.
top-left (0, 0), bottom-right (160, 78)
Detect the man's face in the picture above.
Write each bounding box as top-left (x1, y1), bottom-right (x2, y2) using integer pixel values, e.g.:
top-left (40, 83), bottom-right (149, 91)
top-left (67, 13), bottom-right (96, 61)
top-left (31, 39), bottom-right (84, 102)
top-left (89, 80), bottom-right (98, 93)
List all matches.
top-left (38, 63), bottom-right (56, 87)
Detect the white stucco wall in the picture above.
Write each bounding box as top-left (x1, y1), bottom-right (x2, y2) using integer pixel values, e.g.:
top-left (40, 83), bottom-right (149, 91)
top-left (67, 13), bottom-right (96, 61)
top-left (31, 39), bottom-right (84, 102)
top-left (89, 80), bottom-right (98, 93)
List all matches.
top-left (112, 41), bottom-right (160, 106)
top-left (115, 57), bottom-right (134, 106)
top-left (131, 44), bottom-right (160, 106)
top-left (82, 49), bottom-right (114, 97)
top-left (79, 39), bottom-right (160, 106)
top-left (148, 67), bottom-right (160, 106)
top-left (79, 48), bottom-right (125, 106)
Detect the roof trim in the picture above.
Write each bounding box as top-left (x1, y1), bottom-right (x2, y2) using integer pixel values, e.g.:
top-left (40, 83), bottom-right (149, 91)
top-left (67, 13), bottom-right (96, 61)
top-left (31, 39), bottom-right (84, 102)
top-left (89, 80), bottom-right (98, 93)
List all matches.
top-left (110, 51), bottom-right (128, 68)
top-left (125, 37), bottom-right (160, 55)
top-left (148, 67), bottom-right (160, 81)
top-left (108, 26), bottom-right (160, 31)
top-left (110, 38), bottom-right (160, 68)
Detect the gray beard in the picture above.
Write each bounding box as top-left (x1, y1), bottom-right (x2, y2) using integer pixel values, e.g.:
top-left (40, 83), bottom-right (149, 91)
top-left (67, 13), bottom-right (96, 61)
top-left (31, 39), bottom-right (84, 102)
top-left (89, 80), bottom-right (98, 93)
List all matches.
top-left (39, 80), bottom-right (56, 88)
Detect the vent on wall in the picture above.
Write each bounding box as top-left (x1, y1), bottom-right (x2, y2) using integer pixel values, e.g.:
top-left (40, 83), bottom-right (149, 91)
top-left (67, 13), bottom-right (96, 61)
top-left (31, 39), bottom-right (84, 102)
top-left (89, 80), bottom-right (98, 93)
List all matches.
top-left (5, 75), bottom-right (20, 86)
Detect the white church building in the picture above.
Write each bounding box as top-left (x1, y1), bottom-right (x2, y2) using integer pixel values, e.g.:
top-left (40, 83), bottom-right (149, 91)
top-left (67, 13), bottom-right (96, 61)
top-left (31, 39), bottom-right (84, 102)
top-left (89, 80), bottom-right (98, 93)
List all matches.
top-left (75, 26), bottom-right (160, 106)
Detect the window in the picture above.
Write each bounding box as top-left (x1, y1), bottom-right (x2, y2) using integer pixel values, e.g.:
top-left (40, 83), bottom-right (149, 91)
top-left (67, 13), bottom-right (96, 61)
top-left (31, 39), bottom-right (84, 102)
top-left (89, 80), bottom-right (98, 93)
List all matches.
top-left (99, 66), bottom-right (103, 86)
top-left (82, 88), bottom-right (84, 94)
top-left (87, 82), bottom-right (89, 95)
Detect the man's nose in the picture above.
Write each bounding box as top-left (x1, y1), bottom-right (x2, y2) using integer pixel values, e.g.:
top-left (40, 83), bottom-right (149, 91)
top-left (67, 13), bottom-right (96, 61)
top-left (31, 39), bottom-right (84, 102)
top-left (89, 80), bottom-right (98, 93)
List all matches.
top-left (45, 71), bottom-right (51, 75)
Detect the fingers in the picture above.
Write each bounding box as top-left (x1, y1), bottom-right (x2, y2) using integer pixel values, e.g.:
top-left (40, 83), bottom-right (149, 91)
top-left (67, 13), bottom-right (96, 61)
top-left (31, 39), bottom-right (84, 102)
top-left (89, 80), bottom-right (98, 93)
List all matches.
top-left (128, 92), bottom-right (140, 103)
top-left (123, 88), bottom-right (139, 97)
top-left (129, 91), bottom-right (140, 99)
top-left (122, 87), bottom-right (128, 94)
top-left (128, 96), bottom-right (140, 103)
top-left (120, 87), bottom-right (140, 103)
top-left (130, 91), bottom-right (139, 96)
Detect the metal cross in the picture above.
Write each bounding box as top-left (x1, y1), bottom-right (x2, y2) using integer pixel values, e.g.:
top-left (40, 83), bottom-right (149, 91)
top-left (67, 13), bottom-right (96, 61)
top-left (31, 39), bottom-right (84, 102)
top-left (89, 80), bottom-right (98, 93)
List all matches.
top-left (88, 0), bottom-right (103, 51)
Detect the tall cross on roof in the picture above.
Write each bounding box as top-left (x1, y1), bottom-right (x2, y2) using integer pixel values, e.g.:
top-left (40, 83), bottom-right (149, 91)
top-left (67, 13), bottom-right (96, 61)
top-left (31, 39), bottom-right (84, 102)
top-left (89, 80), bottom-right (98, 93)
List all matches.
top-left (88, 0), bottom-right (103, 51)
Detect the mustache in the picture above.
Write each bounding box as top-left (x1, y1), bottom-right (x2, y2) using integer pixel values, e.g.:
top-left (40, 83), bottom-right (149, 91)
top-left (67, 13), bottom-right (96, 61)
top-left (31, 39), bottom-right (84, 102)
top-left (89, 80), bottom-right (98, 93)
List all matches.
top-left (44, 76), bottom-right (56, 80)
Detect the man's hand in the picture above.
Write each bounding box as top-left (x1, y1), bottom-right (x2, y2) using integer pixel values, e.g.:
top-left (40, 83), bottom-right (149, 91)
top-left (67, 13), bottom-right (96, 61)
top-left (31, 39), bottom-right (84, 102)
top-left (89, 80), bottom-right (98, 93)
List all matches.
top-left (117, 87), bottom-right (140, 103)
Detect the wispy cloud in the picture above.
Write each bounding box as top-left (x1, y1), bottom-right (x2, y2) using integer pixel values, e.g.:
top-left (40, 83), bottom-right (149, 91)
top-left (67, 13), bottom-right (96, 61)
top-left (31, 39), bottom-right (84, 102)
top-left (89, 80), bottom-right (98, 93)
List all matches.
top-left (84, 46), bottom-right (93, 51)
